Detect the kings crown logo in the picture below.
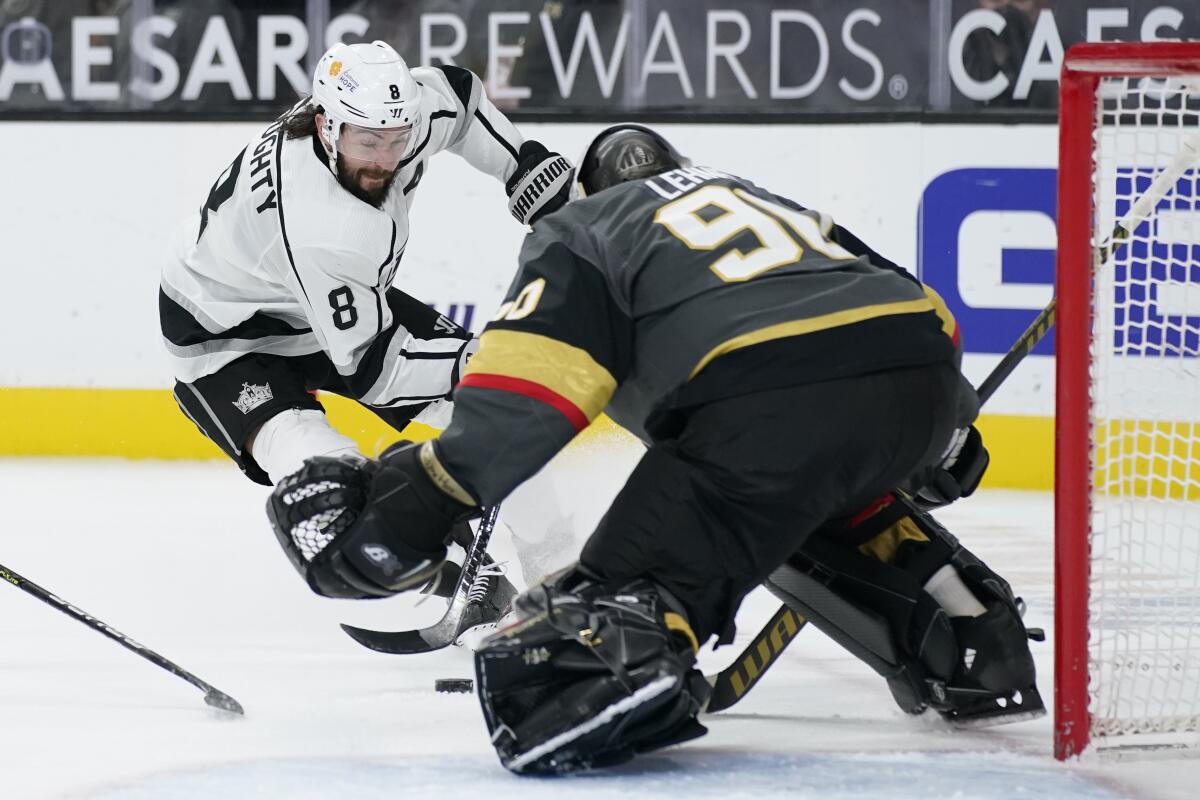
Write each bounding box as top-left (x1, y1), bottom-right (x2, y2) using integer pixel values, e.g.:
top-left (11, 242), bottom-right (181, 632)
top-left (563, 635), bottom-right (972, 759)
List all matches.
top-left (233, 382), bottom-right (273, 415)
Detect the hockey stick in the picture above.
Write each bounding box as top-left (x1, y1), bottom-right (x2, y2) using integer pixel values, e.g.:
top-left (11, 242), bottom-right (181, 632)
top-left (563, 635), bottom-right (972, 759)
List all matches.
top-left (705, 604), bottom-right (806, 712)
top-left (705, 134), bottom-right (1200, 713)
top-left (340, 505), bottom-right (504, 654)
top-left (0, 562), bottom-right (243, 714)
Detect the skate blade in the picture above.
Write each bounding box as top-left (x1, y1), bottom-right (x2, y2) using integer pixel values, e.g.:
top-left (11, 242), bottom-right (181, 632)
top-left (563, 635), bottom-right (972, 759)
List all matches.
top-left (455, 620), bottom-right (500, 650)
top-left (948, 705), bottom-right (1047, 729)
top-left (941, 686), bottom-right (1047, 729)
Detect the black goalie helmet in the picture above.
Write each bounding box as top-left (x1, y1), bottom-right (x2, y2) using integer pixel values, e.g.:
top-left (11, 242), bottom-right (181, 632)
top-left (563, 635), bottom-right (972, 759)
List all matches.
top-left (572, 124), bottom-right (691, 199)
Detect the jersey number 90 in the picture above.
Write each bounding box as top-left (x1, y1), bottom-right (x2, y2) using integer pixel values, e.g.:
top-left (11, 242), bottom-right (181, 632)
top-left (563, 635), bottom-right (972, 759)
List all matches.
top-left (654, 185), bottom-right (855, 282)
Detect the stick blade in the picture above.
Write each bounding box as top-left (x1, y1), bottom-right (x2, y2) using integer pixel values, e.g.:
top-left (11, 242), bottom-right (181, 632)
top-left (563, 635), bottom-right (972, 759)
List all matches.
top-left (339, 622), bottom-right (452, 654)
top-left (204, 688), bottom-right (245, 715)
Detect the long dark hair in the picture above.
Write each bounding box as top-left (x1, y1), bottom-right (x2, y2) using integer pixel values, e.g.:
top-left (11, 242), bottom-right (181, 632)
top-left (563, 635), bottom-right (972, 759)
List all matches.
top-left (282, 102), bottom-right (320, 140)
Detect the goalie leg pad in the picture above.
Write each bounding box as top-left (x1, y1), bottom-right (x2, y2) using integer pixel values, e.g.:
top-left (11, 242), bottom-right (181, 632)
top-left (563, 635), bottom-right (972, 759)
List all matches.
top-left (887, 501), bottom-right (1040, 704)
top-left (475, 568), bottom-right (709, 774)
top-left (766, 539), bottom-right (956, 715)
top-left (900, 511), bottom-right (1045, 725)
top-left (790, 496), bottom-right (1044, 725)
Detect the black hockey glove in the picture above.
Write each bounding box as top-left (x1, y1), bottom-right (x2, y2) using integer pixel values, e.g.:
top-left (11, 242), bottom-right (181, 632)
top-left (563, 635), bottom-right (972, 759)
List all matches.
top-left (505, 140), bottom-right (573, 226)
top-left (914, 425), bottom-right (989, 509)
top-left (267, 444), bottom-right (475, 599)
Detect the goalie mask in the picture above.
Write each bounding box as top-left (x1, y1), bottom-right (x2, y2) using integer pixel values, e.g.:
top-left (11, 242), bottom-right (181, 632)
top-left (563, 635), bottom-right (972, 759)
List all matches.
top-left (572, 124), bottom-right (691, 200)
top-left (312, 40), bottom-right (422, 172)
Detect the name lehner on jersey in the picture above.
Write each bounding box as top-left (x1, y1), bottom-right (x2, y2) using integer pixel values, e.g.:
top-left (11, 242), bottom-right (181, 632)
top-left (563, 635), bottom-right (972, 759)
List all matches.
top-left (160, 65), bottom-right (522, 427)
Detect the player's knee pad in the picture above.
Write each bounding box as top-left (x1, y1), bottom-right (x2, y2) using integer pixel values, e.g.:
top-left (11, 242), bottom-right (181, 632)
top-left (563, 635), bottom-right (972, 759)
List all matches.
top-left (474, 565), bottom-right (710, 774)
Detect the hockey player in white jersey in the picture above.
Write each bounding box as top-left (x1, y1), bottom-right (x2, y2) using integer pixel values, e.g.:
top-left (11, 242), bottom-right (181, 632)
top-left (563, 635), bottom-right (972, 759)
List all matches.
top-left (161, 40), bottom-right (572, 497)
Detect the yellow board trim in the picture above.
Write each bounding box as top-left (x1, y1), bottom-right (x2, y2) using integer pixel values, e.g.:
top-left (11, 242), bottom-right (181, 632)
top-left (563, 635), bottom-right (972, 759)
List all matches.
top-left (466, 329), bottom-right (618, 422)
top-left (0, 387), bottom-right (438, 460)
top-left (974, 414), bottom-right (1053, 491)
top-left (0, 387), bottom-right (1068, 494)
top-left (1093, 418), bottom-right (1200, 501)
top-left (689, 297), bottom-right (936, 379)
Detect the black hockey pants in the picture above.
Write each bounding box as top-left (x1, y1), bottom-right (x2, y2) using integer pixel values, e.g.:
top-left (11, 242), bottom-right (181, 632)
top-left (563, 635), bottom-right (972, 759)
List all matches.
top-left (579, 362), bottom-right (960, 644)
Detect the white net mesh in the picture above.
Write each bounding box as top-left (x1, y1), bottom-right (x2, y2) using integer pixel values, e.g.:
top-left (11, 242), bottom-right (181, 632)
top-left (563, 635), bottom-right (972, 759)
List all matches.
top-left (1089, 74), bottom-right (1200, 748)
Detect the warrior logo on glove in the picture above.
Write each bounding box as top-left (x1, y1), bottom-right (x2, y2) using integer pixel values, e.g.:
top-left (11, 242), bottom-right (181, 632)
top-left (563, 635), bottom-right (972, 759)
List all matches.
top-left (506, 142), bottom-right (574, 226)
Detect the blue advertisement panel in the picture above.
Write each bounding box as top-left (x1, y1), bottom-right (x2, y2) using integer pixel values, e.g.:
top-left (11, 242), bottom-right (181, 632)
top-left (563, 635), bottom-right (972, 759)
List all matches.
top-left (918, 167), bottom-right (1057, 356)
top-left (919, 164), bottom-right (1200, 360)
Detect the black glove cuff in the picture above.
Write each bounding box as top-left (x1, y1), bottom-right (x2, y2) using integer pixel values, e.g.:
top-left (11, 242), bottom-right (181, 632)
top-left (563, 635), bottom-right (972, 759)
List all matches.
top-left (504, 141), bottom-right (549, 195)
top-left (374, 443), bottom-right (476, 550)
top-left (915, 426), bottom-right (989, 509)
top-left (952, 426), bottom-right (989, 498)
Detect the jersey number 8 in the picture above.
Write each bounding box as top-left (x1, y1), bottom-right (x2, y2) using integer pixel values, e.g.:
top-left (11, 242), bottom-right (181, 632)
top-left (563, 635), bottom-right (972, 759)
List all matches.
top-left (328, 286), bottom-right (359, 330)
top-left (654, 185), bottom-right (855, 282)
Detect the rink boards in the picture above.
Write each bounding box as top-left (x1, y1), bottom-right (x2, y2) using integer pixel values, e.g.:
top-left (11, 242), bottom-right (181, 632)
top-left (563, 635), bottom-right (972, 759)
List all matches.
top-left (0, 119), bottom-right (1176, 493)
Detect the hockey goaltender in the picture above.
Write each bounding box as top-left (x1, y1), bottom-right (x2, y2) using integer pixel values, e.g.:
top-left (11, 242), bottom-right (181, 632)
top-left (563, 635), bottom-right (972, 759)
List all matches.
top-left (267, 124), bottom-right (1044, 774)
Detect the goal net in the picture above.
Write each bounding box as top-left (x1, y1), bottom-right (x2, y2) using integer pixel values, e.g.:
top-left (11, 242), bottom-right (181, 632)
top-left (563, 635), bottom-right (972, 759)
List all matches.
top-left (1056, 42), bottom-right (1200, 759)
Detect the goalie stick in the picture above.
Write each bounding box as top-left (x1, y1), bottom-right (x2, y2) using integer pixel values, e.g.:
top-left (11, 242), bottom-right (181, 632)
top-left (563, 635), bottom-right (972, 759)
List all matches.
top-left (340, 505), bottom-right (507, 654)
top-left (706, 133), bottom-right (1200, 713)
top-left (0, 562), bottom-right (243, 714)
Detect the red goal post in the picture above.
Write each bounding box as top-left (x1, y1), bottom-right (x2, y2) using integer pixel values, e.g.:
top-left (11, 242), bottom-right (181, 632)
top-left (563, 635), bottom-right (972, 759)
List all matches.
top-left (1056, 42), bottom-right (1200, 760)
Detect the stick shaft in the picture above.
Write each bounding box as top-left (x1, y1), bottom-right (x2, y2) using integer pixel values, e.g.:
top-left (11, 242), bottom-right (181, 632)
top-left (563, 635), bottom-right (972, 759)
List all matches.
top-left (705, 606), bottom-right (806, 713)
top-left (460, 506), bottom-right (500, 600)
top-left (978, 131), bottom-right (1200, 404)
top-left (1, 562), bottom-right (225, 698)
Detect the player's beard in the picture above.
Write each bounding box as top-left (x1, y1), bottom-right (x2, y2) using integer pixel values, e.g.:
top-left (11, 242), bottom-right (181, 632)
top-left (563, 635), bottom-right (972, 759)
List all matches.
top-left (337, 158), bottom-right (399, 208)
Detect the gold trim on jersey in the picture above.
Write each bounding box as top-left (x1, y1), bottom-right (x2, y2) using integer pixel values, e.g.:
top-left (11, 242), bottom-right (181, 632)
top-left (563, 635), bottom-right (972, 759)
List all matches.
top-left (922, 284), bottom-right (958, 340)
top-left (419, 441), bottom-right (477, 506)
top-left (688, 297), bottom-right (938, 379)
top-left (466, 330), bottom-right (618, 422)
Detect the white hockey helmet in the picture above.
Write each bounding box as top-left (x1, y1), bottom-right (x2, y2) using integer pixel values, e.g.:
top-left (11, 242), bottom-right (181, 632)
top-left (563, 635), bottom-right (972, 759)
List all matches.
top-left (312, 40), bottom-right (422, 169)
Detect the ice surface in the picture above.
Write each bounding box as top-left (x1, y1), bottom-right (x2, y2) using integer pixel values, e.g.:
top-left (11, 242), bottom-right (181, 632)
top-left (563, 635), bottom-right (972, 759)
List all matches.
top-left (0, 458), bottom-right (1195, 799)
top-left (86, 752), bottom-right (1129, 800)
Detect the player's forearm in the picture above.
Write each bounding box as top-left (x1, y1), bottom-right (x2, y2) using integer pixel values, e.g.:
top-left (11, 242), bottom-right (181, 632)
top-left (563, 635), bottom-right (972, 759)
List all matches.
top-left (429, 385), bottom-right (578, 506)
top-left (331, 327), bottom-right (468, 405)
top-left (453, 89), bottom-right (524, 182)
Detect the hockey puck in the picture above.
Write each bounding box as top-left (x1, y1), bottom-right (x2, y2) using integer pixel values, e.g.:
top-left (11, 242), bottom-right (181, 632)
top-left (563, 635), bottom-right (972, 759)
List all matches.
top-left (435, 678), bottom-right (474, 694)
